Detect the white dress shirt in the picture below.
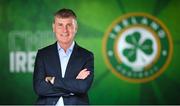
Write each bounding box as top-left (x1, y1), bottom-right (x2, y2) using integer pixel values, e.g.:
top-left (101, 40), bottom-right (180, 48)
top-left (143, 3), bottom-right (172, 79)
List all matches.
top-left (56, 41), bottom-right (75, 106)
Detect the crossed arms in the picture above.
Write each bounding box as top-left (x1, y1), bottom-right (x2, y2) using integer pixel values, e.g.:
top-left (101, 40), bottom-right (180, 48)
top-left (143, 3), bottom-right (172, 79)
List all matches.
top-left (45, 68), bottom-right (90, 84)
top-left (33, 50), bottom-right (94, 97)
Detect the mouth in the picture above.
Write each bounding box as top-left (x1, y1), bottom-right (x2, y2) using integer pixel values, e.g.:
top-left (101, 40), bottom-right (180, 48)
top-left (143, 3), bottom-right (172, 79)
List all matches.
top-left (61, 33), bottom-right (68, 37)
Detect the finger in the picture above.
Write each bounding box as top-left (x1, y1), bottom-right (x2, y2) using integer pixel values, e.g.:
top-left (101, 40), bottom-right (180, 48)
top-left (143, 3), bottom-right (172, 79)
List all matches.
top-left (81, 68), bottom-right (87, 72)
top-left (45, 77), bottom-right (48, 82)
top-left (84, 71), bottom-right (90, 76)
top-left (77, 71), bottom-right (90, 79)
top-left (45, 77), bottom-right (50, 82)
top-left (76, 69), bottom-right (89, 79)
top-left (86, 71), bottom-right (90, 75)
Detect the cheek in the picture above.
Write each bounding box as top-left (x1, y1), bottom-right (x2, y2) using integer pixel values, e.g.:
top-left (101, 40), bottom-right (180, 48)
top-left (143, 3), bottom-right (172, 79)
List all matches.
top-left (54, 28), bottom-right (62, 33)
top-left (70, 28), bottom-right (77, 34)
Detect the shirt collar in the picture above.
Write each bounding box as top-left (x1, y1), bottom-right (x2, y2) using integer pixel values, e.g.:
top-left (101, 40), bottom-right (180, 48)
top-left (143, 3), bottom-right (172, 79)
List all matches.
top-left (57, 41), bottom-right (75, 53)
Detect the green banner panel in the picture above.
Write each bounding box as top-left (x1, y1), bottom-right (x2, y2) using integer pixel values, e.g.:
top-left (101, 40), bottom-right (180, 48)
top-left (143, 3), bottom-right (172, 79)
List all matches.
top-left (0, 0), bottom-right (180, 104)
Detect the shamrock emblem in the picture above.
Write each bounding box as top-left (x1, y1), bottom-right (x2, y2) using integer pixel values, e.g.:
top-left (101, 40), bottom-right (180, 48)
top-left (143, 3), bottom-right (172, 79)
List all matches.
top-left (123, 31), bottom-right (153, 62)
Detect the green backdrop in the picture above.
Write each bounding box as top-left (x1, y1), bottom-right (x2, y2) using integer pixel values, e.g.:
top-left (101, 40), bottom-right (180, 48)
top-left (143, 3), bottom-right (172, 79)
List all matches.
top-left (0, 0), bottom-right (180, 104)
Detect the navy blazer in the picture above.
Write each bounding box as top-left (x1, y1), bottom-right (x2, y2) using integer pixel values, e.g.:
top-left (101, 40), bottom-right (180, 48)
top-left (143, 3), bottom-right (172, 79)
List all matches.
top-left (33, 42), bottom-right (94, 105)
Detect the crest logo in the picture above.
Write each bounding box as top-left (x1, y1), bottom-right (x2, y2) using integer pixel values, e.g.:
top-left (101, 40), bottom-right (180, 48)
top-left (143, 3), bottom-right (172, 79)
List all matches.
top-left (103, 13), bottom-right (173, 83)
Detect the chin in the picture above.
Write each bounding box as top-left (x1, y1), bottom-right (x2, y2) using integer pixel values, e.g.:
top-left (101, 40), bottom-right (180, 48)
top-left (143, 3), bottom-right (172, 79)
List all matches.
top-left (59, 41), bottom-right (70, 44)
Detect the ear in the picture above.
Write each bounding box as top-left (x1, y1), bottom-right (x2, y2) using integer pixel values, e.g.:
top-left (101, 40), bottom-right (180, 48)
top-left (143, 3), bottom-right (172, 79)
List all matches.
top-left (52, 23), bottom-right (55, 32)
top-left (73, 19), bottom-right (78, 34)
top-left (75, 25), bottom-right (78, 34)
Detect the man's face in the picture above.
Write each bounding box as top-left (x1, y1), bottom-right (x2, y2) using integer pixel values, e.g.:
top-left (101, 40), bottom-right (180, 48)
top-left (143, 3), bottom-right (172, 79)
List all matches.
top-left (53, 17), bottom-right (77, 45)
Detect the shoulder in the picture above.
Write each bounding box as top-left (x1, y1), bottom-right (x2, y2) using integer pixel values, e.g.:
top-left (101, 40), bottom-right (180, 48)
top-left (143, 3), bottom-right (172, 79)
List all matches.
top-left (76, 43), bottom-right (94, 57)
top-left (37, 42), bottom-right (56, 55)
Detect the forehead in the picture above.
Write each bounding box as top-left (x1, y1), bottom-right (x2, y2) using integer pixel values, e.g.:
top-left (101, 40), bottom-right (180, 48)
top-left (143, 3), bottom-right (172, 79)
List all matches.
top-left (54, 17), bottom-right (76, 23)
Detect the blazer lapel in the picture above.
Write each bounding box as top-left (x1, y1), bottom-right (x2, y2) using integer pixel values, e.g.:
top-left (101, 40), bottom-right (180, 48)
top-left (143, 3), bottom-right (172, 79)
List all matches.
top-left (64, 43), bottom-right (80, 78)
top-left (50, 42), bottom-right (62, 78)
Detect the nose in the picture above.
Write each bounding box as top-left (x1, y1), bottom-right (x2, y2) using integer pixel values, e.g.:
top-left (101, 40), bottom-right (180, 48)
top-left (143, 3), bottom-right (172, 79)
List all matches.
top-left (62, 26), bottom-right (68, 33)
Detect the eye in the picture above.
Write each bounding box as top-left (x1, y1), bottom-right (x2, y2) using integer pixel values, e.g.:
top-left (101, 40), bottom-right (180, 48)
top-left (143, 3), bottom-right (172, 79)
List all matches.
top-left (58, 23), bottom-right (63, 26)
top-left (67, 23), bottom-right (72, 27)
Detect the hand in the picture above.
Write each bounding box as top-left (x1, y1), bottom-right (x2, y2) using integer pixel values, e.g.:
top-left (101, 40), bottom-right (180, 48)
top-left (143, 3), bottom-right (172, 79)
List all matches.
top-left (45, 76), bottom-right (55, 84)
top-left (76, 68), bottom-right (90, 80)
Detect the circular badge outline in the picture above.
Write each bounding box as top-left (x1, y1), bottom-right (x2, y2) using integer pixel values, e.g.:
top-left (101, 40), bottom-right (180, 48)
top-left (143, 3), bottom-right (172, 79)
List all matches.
top-left (114, 24), bottom-right (161, 71)
top-left (102, 13), bottom-right (173, 83)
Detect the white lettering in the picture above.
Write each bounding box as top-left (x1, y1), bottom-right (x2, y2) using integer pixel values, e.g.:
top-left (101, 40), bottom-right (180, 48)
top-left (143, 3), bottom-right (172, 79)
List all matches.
top-left (131, 17), bottom-right (137, 24)
top-left (151, 22), bottom-right (159, 30)
top-left (16, 51), bottom-right (26, 72)
top-left (109, 33), bottom-right (116, 39)
top-left (122, 19), bottom-right (129, 27)
top-left (158, 30), bottom-right (165, 38)
top-left (9, 51), bottom-right (37, 73)
top-left (114, 25), bottom-right (121, 33)
top-left (141, 18), bottom-right (148, 25)
top-left (28, 52), bottom-right (36, 72)
top-left (10, 52), bottom-right (15, 72)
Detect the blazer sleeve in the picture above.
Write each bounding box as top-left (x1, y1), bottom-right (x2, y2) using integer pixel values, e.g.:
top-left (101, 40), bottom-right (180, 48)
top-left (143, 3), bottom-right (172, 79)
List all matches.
top-left (53, 53), bottom-right (94, 95)
top-left (33, 50), bottom-right (70, 97)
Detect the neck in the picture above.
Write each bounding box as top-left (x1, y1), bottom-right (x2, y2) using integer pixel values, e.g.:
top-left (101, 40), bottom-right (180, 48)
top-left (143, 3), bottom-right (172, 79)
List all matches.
top-left (58, 41), bottom-right (73, 52)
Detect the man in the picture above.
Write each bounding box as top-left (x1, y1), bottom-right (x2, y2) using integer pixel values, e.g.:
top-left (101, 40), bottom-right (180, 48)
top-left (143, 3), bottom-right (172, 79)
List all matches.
top-left (33, 8), bottom-right (94, 105)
